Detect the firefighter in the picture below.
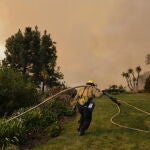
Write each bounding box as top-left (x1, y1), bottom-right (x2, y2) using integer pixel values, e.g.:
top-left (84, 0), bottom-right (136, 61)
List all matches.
top-left (74, 80), bottom-right (103, 136)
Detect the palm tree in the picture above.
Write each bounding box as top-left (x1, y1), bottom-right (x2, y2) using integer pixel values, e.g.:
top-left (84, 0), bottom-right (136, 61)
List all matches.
top-left (122, 72), bottom-right (133, 91)
top-left (128, 68), bottom-right (136, 89)
top-left (136, 66), bottom-right (142, 90)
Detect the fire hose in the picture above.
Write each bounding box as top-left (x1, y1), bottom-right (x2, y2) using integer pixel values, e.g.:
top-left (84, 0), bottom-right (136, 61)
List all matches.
top-left (2, 86), bottom-right (150, 134)
top-left (103, 91), bottom-right (150, 133)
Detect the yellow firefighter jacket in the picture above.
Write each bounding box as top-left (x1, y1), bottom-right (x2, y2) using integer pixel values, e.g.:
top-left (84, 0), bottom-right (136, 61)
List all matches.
top-left (75, 86), bottom-right (103, 106)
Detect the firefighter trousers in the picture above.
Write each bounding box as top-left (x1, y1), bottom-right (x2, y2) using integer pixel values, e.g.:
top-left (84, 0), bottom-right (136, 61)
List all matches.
top-left (77, 101), bottom-right (95, 133)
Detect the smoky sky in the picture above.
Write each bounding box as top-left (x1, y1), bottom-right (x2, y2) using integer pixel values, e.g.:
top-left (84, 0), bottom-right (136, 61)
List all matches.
top-left (0, 0), bottom-right (150, 89)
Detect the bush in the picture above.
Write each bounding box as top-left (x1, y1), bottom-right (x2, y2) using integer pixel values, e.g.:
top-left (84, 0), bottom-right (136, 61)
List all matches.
top-left (0, 121), bottom-right (26, 149)
top-left (41, 109), bottom-right (57, 127)
top-left (0, 68), bottom-right (38, 116)
top-left (16, 107), bottom-right (57, 133)
top-left (104, 85), bottom-right (126, 95)
top-left (46, 123), bottom-right (62, 137)
top-left (49, 100), bottom-right (69, 118)
top-left (20, 108), bottom-right (43, 133)
top-left (0, 91), bottom-right (75, 149)
top-left (63, 108), bottom-right (75, 116)
top-left (0, 107), bottom-right (58, 149)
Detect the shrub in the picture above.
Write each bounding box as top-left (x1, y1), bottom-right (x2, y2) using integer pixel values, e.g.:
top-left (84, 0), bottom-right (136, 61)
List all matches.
top-left (0, 121), bottom-right (26, 149)
top-left (49, 100), bottom-right (68, 118)
top-left (0, 68), bottom-right (38, 117)
top-left (17, 107), bottom-right (57, 133)
top-left (63, 108), bottom-right (75, 116)
top-left (20, 108), bottom-right (42, 133)
top-left (0, 107), bottom-right (58, 149)
top-left (41, 109), bottom-right (57, 127)
top-left (46, 123), bottom-right (62, 137)
top-left (0, 90), bottom-right (75, 149)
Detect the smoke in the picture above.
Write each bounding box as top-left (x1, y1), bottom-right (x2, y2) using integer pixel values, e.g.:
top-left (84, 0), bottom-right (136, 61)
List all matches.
top-left (0, 0), bottom-right (150, 88)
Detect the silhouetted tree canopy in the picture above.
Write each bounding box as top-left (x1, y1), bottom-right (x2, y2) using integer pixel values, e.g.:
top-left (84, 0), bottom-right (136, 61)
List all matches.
top-left (2, 26), bottom-right (63, 91)
top-left (121, 66), bottom-right (142, 92)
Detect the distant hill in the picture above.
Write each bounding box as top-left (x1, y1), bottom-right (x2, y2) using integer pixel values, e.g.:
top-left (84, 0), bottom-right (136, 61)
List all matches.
top-left (138, 71), bottom-right (150, 90)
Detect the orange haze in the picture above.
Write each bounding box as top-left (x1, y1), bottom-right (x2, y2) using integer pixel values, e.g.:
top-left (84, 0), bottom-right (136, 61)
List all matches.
top-left (0, 0), bottom-right (150, 89)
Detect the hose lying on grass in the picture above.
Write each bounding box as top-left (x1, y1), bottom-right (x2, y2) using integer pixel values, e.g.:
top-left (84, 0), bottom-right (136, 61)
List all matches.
top-left (110, 99), bottom-right (150, 133)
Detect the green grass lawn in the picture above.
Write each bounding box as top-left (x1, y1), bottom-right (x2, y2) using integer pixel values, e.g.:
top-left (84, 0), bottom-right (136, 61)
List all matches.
top-left (33, 93), bottom-right (150, 150)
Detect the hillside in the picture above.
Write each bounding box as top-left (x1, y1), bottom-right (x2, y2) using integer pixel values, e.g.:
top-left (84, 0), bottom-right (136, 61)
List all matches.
top-left (33, 93), bottom-right (150, 150)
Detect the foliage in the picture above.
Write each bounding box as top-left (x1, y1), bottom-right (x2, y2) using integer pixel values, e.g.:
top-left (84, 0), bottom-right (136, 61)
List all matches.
top-left (144, 75), bottom-right (150, 92)
top-left (0, 121), bottom-right (26, 149)
top-left (33, 93), bottom-right (150, 150)
top-left (41, 108), bottom-right (58, 127)
top-left (0, 68), bottom-right (38, 117)
top-left (63, 108), bottom-right (76, 116)
top-left (46, 122), bottom-right (62, 137)
top-left (121, 66), bottom-right (142, 92)
top-left (2, 26), bottom-right (63, 92)
top-left (16, 107), bottom-right (57, 133)
top-left (105, 84), bottom-right (126, 94)
top-left (0, 99), bottom-right (74, 149)
top-left (43, 100), bottom-right (73, 118)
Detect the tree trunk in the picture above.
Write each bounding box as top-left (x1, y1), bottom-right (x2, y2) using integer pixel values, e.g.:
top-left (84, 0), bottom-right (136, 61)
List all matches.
top-left (128, 76), bottom-right (134, 89)
top-left (136, 73), bottom-right (140, 92)
top-left (126, 78), bottom-right (133, 91)
top-left (131, 73), bottom-right (136, 89)
top-left (42, 81), bottom-right (45, 94)
top-left (22, 67), bottom-right (26, 76)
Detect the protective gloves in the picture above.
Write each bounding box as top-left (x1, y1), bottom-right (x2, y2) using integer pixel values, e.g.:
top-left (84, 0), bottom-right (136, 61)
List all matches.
top-left (102, 90), bottom-right (121, 106)
top-left (109, 96), bottom-right (121, 106)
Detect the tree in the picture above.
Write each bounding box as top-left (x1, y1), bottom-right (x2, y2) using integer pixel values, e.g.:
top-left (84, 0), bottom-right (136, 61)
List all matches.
top-left (118, 85), bottom-right (126, 92)
top-left (128, 68), bottom-right (135, 89)
top-left (105, 84), bottom-right (126, 94)
top-left (122, 66), bottom-right (142, 92)
top-left (39, 30), bottom-right (63, 91)
top-left (3, 29), bottom-right (24, 71)
top-left (144, 75), bottom-right (150, 92)
top-left (136, 66), bottom-right (142, 90)
top-left (0, 68), bottom-right (38, 116)
top-left (110, 85), bottom-right (117, 90)
top-left (2, 26), bottom-right (63, 92)
top-left (121, 72), bottom-right (133, 91)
